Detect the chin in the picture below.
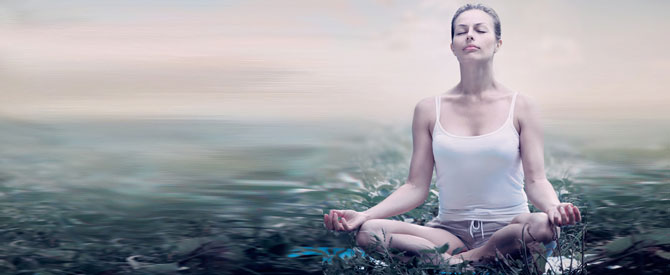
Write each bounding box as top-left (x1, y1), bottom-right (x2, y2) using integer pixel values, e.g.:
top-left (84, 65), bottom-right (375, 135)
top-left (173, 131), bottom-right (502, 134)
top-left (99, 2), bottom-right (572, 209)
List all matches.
top-left (457, 56), bottom-right (490, 63)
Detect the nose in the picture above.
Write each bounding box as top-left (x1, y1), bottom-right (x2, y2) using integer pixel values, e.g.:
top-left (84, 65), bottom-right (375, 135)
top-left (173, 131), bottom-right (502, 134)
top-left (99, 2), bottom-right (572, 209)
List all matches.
top-left (466, 31), bottom-right (474, 41)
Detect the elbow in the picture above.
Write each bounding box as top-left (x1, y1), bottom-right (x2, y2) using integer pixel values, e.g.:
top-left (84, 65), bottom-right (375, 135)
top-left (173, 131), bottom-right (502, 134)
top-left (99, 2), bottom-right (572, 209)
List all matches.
top-left (524, 177), bottom-right (549, 186)
top-left (404, 182), bottom-right (430, 205)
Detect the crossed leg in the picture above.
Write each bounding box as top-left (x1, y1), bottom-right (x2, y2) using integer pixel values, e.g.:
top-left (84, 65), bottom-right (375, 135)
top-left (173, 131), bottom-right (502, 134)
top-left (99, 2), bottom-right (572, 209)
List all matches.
top-left (355, 219), bottom-right (468, 264)
top-left (447, 213), bottom-right (560, 265)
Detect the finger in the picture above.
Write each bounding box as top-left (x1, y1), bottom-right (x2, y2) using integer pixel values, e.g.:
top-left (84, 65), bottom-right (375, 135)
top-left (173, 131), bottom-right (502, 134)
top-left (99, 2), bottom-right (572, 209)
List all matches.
top-left (552, 213), bottom-right (561, 226)
top-left (328, 210), bottom-right (334, 229)
top-left (335, 210), bottom-right (344, 230)
top-left (332, 212), bottom-right (339, 231)
top-left (571, 205), bottom-right (579, 223)
top-left (327, 213), bottom-right (335, 230)
top-left (570, 205), bottom-right (579, 224)
top-left (559, 206), bottom-right (568, 226)
top-left (336, 214), bottom-right (346, 231)
top-left (336, 217), bottom-right (345, 231)
top-left (324, 214), bottom-right (330, 230)
top-left (327, 213), bottom-right (337, 230)
top-left (573, 205), bottom-right (582, 222)
top-left (565, 205), bottom-right (575, 224)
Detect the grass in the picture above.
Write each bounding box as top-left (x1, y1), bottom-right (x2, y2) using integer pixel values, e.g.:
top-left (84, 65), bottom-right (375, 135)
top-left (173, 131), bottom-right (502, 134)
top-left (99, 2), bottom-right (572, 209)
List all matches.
top-left (1, 120), bottom-right (669, 274)
top-left (316, 130), bottom-right (670, 274)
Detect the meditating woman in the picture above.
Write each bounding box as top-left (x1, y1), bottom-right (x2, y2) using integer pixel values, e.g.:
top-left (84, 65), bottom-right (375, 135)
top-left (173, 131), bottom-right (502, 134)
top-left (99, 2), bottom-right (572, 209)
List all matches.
top-left (323, 3), bottom-right (581, 265)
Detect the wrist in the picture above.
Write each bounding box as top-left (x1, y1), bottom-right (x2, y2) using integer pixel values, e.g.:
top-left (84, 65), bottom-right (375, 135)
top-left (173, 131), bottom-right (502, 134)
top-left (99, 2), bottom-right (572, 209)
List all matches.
top-left (361, 211), bottom-right (373, 221)
top-left (544, 203), bottom-right (560, 212)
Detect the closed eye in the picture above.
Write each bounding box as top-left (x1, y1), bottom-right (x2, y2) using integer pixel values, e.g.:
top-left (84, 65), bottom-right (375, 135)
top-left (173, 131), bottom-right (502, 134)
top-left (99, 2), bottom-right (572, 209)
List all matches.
top-left (457, 31), bottom-right (486, 35)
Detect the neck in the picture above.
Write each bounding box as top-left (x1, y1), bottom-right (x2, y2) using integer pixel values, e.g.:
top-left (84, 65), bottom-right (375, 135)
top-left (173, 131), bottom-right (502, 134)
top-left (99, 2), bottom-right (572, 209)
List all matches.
top-left (456, 60), bottom-right (497, 99)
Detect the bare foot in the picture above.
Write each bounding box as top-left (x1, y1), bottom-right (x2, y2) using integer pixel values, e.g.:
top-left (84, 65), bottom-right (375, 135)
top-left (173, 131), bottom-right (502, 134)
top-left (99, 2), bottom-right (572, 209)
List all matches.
top-left (441, 253), bottom-right (465, 265)
top-left (448, 257), bottom-right (465, 265)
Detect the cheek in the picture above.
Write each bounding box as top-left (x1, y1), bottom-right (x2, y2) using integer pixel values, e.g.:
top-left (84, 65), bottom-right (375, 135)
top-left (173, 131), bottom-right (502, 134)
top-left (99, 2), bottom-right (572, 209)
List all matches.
top-left (482, 38), bottom-right (498, 48)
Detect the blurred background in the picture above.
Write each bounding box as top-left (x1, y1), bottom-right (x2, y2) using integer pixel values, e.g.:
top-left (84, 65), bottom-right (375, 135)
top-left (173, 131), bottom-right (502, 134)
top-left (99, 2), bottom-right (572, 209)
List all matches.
top-left (1, 0), bottom-right (669, 274)
top-left (2, 0), bottom-right (669, 122)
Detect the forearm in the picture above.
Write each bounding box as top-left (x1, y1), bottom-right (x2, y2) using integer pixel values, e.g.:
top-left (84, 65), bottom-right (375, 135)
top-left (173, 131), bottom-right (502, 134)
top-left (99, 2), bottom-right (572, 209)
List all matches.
top-left (362, 183), bottom-right (428, 220)
top-left (524, 178), bottom-right (561, 213)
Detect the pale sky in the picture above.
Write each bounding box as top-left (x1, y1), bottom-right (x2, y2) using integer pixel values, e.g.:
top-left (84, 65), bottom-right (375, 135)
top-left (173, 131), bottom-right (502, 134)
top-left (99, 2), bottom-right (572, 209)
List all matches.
top-left (1, 0), bottom-right (669, 124)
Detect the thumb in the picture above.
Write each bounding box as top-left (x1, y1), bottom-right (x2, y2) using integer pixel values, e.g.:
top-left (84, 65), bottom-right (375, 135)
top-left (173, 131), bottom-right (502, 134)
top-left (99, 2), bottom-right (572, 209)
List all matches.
top-left (547, 211), bottom-right (557, 226)
top-left (551, 211), bottom-right (562, 226)
top-left (341, 217), bottom-right (351, 231)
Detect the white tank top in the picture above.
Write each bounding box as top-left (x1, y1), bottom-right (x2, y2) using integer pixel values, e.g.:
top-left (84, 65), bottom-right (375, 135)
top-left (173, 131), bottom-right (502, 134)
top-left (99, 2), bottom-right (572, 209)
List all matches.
top-left (432, 92), bottom-right (530, 223)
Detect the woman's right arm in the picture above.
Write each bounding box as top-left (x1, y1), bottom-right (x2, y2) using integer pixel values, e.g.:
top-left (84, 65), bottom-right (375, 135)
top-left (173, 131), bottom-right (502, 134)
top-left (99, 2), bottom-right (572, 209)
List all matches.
top-left (362, 98), bottom-right (435, 219)
top-left (325, 98), bottom-right (436, 231)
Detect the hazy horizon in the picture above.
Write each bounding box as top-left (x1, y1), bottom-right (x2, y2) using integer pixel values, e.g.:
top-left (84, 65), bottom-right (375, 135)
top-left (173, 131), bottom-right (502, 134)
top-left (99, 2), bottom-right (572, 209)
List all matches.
top-left (1, 0), bottom-right (669, 124)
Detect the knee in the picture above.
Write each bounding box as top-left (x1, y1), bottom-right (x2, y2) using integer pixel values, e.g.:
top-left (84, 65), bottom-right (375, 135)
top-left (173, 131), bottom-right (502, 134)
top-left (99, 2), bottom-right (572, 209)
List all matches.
top-left (355, 219), bottom-right (385, 248)
top-left (525, 213), bottom-right (556, 243)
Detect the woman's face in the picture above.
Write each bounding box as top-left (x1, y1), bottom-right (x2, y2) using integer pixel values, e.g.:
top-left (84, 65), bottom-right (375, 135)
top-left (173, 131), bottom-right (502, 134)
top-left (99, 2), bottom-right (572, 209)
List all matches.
top-left (450, 9), bottom-right (501, 63)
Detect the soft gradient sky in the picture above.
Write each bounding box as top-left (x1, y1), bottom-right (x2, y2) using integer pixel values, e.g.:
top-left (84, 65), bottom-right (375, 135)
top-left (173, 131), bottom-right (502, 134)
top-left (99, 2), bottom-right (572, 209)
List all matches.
top-left (1, 0), bottom-right (669, 124)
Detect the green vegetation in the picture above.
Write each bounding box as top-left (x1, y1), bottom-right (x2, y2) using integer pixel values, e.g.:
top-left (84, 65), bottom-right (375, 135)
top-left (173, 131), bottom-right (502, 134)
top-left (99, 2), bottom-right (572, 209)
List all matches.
top-left (1, 120), bottom-right (668, 274)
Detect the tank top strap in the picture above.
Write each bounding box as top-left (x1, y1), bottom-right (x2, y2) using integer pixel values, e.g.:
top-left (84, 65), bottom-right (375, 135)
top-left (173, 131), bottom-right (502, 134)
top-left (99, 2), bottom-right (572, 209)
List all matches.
top-left (434, 95), bottom-right (442, 125)
top-left (507, 92), bottom-right (519, 121)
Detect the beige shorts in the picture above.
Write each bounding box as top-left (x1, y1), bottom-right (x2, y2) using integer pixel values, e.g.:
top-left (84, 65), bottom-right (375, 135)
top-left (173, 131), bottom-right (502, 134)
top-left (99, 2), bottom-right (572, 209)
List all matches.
top-left (425, 218), bottom-right (510, 250)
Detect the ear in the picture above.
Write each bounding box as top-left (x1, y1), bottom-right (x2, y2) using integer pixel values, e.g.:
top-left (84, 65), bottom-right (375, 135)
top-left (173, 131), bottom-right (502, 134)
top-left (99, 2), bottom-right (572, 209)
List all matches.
top-left (494, 39), bottom-right (502, 53)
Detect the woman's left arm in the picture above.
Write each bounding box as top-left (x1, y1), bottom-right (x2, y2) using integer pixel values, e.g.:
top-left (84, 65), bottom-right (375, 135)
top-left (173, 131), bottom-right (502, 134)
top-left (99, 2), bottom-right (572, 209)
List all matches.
top-left (517, 94), bottom-right (581, 226)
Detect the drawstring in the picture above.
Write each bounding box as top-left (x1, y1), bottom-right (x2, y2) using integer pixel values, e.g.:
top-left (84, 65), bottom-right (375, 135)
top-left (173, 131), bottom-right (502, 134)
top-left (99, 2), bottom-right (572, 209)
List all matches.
top-left (469, 220), bottom-right (485, 240)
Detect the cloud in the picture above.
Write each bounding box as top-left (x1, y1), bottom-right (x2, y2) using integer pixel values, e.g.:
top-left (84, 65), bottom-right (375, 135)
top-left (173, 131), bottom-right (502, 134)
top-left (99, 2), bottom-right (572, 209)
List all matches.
top-left (531, 35), bottom-right (583, 67)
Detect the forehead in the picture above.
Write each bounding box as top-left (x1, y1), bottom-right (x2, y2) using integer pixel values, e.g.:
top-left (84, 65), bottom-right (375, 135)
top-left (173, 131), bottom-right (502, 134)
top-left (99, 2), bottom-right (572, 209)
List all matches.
top-left (454, 9), bottom-right (493, 28)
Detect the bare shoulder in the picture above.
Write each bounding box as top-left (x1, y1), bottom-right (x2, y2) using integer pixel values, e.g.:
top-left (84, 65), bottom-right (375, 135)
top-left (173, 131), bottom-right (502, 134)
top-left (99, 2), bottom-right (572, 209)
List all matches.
top-left (414, 96), bottom-right (435, 113)
top-left (412, 96), bottom-right (437, 130)
top-left (514, 92), bottom-right (539, 118)
top-left (513, 92), bottom-right (543, 132)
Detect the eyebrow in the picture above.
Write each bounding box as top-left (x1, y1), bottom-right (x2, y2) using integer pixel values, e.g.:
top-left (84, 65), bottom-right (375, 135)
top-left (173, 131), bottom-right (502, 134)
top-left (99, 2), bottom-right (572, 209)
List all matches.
top-left (456, 23), bottom-right (487, 27)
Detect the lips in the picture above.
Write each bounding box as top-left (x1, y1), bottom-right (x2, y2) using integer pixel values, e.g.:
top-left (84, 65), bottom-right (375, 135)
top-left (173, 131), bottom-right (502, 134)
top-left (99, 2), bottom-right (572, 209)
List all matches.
top-left (464, 45), bottom-right (479, 50)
